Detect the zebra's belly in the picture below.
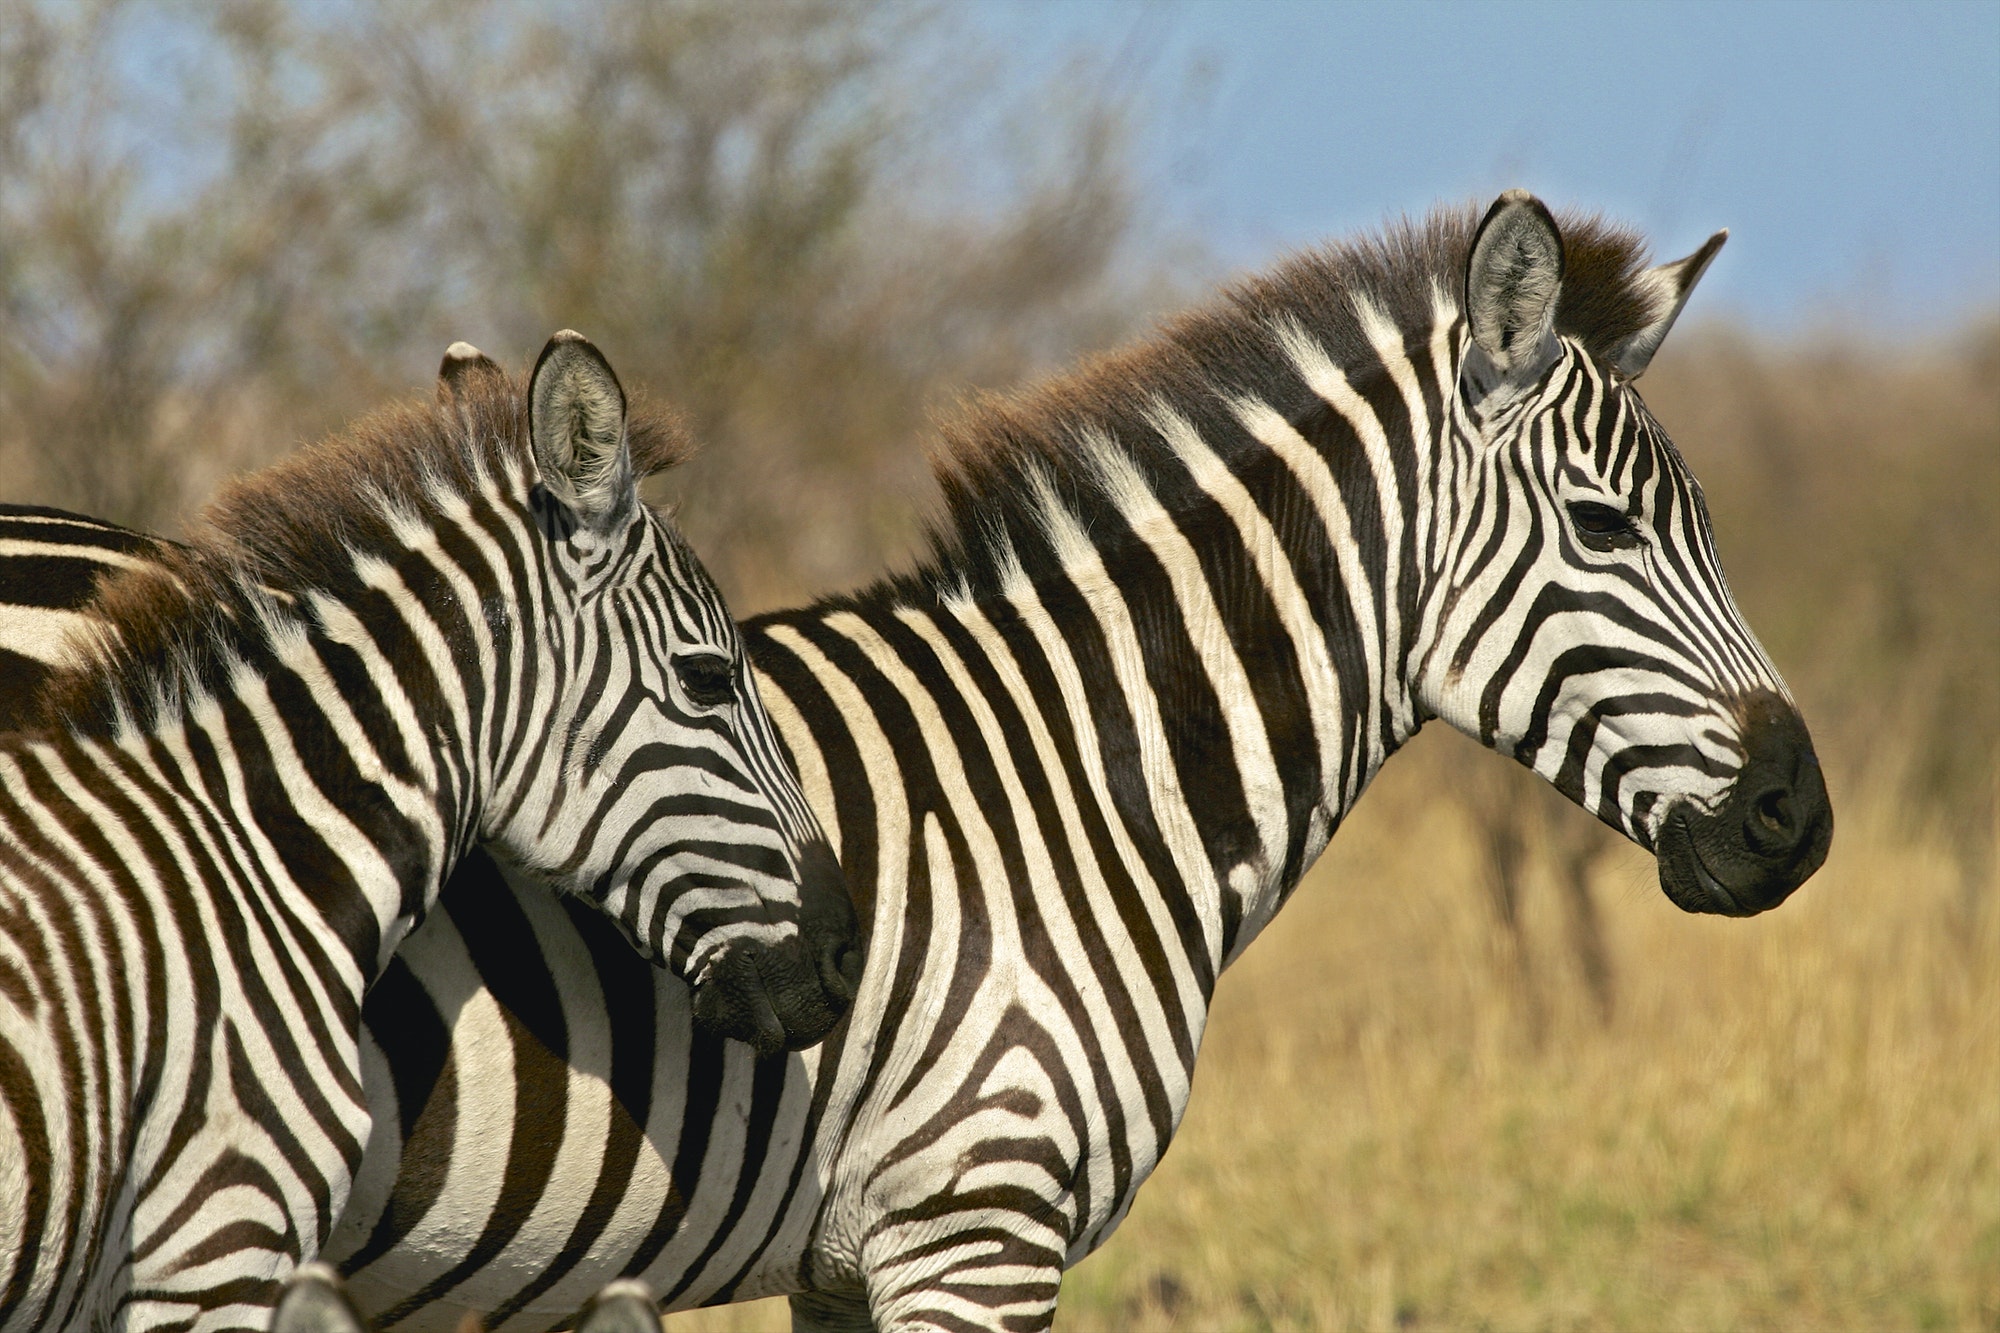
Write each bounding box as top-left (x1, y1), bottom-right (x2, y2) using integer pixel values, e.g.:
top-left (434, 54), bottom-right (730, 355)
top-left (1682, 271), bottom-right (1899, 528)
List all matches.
top-left (321, 864), bottom-right (829, 1331)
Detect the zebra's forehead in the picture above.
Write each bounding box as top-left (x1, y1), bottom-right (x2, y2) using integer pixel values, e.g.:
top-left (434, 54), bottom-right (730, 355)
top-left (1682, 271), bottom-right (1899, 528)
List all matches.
top-left (635, 513), bottom-right (739, 647)
top-left (1537, 347), bottom-right (1678, 483)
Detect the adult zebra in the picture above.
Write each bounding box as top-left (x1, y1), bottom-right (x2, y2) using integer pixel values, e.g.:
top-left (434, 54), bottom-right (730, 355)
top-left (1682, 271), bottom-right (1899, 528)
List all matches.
top-left (0, 334), bottom-right (857, 1331)
top-left (0, 194), bottom-right (1830, 1331)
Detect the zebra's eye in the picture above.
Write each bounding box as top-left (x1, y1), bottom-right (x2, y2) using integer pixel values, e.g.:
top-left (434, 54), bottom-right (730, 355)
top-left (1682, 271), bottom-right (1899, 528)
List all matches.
top-left (673, 653), bottom-right (736, 707)
top-left (1567, 500), bottom-right (1642, 551)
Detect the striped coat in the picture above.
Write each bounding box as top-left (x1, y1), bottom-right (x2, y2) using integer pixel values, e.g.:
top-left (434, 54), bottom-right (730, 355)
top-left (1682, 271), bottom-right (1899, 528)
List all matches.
top-left (0, 335), bottom-right (855, 1331)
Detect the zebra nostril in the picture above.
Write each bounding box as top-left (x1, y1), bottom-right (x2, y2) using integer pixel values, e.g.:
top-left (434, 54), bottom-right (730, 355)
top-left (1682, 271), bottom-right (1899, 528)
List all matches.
top-left (818, 938), bottom-right (863, 1002)
top-left (1744, 785), bottom-right (1798, 856)
top-left (835, 941), bottom-right (863, 991)
top-left (1756, 790), bottom-right (1792, 834)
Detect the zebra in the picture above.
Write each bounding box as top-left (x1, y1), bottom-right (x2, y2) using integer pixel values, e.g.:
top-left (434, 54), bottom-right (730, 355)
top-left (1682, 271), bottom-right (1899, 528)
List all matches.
top-left (0, 332), bottom-right (859, 1331)
top-left (0, 505), bottom-right (169, 710)
top-left (0, 193), bottom-right (1831, 1331)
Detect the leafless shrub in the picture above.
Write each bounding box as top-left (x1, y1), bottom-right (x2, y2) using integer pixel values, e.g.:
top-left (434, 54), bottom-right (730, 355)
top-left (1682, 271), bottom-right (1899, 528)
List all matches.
top-left (0, 0), bottom-right (1170, 607)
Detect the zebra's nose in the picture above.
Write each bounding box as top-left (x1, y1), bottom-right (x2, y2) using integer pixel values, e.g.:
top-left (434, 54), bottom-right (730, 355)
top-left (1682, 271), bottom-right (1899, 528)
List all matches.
top-left (1732, 692), bottom-right (1831, 872)
top-left (1656, 691), bottom-right (1832, 917)
top-left (1743, 779), bottom-right (1800, 857)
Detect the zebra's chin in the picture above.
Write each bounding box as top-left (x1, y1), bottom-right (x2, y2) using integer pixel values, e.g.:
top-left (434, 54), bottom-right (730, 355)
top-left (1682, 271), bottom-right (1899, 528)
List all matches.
top-left (1656, 815), bottom-right (1758, 916)
top-left (690, 930), bottom-right (859, 1055)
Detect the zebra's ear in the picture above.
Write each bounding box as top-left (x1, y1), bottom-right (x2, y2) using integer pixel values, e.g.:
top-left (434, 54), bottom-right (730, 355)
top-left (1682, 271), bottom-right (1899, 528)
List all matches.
top-left (1462, 190), bottom-right (1564, 402)
top-left (1609, 230), bottom-right (1727, 379)
top-left (436, 340), bottom-right (502, 406)
top-left (528, 330), bottom-right (635, 534)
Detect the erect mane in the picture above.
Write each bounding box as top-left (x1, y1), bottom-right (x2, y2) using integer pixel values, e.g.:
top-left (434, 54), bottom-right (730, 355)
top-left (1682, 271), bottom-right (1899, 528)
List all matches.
top-left (39, 362), bottom-right (692, 738)
top-left (856, 202), bottom-right (1656, 610)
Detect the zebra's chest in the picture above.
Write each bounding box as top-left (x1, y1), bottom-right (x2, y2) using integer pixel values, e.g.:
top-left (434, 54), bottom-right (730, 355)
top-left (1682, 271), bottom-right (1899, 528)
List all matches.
top-left (808, 814), bottom-right (1204, 1284)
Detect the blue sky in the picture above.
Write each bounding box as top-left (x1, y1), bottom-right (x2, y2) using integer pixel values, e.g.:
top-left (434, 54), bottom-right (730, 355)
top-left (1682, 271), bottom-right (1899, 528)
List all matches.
top-left (970, 0), bottom-right (2000, 335)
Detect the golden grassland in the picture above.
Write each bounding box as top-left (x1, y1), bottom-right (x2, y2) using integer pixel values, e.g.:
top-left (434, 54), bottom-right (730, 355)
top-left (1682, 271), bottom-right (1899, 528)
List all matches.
top-left (669, 729), bottom-right (1999, 1332)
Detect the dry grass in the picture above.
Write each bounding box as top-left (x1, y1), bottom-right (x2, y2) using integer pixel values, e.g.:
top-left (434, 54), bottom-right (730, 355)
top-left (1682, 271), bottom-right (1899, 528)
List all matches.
top-left (668, 729), bottom-right (1999, 1332)
top-left (1059, 729), bottom-right (2000, 1333)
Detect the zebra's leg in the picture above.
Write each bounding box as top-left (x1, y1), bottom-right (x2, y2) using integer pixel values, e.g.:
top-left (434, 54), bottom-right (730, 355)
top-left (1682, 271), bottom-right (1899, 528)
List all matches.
top-left (574, 1279), bottom-right (663, 1333)
top-left (271, 1262), bottom-right (370, 1333)
top-left (789, 1288), bottom-right (876, 1333)
top-left (835, 1224), bottom-right (1064, 1333)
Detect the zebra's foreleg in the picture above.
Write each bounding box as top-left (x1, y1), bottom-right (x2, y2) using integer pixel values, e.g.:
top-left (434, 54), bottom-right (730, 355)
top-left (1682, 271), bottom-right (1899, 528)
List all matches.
top-left (574, 1279), bottom-right (664, 1333)
top-left (271, 1262), bottom-right (369, 1333)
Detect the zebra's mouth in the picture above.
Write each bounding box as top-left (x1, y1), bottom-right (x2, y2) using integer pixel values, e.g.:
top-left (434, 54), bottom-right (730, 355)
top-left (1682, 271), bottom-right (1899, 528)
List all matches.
top-left (1657, 812), bottom-right (1751, 916)
top-left (690, 941), bottom-right (797, 1055)
top-left (688, 929), bottom-right (855, 1056)
top-left (1656, 800), bottom-right (1818, 919)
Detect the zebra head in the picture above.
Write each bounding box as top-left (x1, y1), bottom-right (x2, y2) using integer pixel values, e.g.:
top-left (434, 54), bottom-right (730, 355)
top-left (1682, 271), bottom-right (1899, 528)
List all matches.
top-left (1420, 192), bottom-right (1831, 915)
top-left (476, 333), bottom-right (859, 1052)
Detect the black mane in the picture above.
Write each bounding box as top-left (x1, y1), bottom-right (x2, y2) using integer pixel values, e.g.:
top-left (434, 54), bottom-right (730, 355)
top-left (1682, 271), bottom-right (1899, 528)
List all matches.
top-left (811, 202), bottom-right (1657, 616)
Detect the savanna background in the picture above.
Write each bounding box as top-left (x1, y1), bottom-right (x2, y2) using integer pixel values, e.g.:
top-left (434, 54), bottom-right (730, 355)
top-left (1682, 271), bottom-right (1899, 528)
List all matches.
top-left (1, 1), bottom-right (1993, 1329)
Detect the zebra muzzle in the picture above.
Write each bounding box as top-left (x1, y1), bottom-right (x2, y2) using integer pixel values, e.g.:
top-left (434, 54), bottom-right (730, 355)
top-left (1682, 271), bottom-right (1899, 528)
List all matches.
top-left (691, 942), bottom-right (793, 1054)
top-left (1656, 693), bottom-right (1833, 916)
top-left (688, 932), bottom-right (854, 1054)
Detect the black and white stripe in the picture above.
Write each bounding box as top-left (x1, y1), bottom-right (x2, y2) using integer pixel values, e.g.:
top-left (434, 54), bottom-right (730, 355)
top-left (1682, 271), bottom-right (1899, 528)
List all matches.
top-left (0, 196), bottom-right (1829, 1331)
top-left (0, 506), bottom-right (170, 704)
top-left (0, 334), bottom-right (854, 1331)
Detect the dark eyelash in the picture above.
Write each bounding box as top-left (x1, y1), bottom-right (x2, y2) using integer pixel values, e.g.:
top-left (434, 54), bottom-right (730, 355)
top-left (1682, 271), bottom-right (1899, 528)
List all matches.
top-left (1566, 500), bottom-right (1643, 551)
top-left (673, 653), bottom-right (735, 706)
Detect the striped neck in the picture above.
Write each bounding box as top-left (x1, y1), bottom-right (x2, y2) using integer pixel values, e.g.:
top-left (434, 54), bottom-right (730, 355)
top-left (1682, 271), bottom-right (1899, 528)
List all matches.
top-left (32, 433), bottom-right (562, 978)
top-left (54, 519), bottom-right (524, 978)
top-left (813, 304), bottom-right (1461, 974)
top-left (786, 202), bottom-right (1704, 973)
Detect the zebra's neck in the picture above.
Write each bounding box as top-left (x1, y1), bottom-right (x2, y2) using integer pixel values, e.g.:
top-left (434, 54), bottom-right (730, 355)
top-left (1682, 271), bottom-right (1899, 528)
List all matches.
top-left (28, 480), bottom-right (549, 978)
top-left (815, 301), bottom-right (1461, 974)
top-left (78, 576), bottom-right (491, 976)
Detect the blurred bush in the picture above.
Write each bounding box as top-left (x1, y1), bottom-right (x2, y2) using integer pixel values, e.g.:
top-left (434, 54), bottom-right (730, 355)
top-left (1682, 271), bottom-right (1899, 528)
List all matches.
top-left (0, 0), bottom-right (1163, 605)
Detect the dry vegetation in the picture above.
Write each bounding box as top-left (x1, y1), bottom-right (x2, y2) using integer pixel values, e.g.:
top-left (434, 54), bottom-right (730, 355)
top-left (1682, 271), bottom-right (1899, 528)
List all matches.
top-left (0, 0), bottom-right (1155, 603)
top-left (2, 2), bottom-right (1993, 1329)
